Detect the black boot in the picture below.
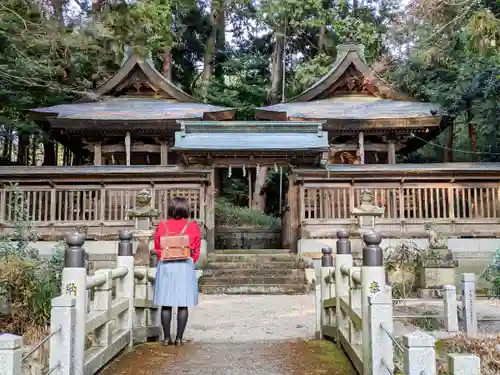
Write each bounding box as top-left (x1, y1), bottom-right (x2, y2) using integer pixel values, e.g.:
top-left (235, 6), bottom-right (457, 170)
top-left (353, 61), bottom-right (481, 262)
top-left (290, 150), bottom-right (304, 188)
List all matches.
top-left (161, 306), bottom-right (173, 345)
top-left (175, 307), bottom-right (188, 346)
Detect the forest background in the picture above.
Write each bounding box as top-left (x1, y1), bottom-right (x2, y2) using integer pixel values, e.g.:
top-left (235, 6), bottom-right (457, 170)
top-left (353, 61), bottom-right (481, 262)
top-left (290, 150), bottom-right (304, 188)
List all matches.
top-left (0, 0), bottom-right (499, 164)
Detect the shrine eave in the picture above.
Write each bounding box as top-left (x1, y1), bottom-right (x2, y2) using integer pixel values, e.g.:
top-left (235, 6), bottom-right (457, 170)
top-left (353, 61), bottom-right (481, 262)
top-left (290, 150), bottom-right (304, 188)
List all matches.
top-left (173, 120), bottom-right (329, 152)
top-left (255, 97), bottom-right (442, 129)
top-left (29, 97), bottom-right (236, 126)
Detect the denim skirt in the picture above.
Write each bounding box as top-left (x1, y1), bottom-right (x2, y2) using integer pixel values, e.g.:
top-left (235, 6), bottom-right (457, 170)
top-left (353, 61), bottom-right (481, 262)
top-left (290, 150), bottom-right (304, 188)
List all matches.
top-left (153, 258), bottom-right (199, 307)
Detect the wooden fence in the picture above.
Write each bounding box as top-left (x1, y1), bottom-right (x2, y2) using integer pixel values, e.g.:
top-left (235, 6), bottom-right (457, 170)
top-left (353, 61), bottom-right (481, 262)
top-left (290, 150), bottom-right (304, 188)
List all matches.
top-left (294, 163), bottom-right (500, 236)
top-left (0, 166), bottom-right (213, 238)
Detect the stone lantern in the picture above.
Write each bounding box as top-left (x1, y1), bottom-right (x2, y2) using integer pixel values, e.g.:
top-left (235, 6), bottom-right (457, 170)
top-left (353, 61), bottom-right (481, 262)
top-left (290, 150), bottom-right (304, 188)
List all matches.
top-left (351, 190), bottom-right (384, 234)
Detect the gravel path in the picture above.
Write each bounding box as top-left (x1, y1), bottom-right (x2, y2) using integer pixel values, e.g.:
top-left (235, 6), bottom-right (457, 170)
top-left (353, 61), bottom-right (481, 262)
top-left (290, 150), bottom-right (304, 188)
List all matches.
top-left (101, 293), bottom-right (351, 375)
top-left (183, 293), bottom-right (317, 342)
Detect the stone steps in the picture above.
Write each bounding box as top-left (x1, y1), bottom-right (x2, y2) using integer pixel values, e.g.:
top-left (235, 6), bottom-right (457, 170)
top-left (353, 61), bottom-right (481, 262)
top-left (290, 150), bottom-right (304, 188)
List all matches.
top-left (203, 268), bottom-right (303, 277)
top-left (201, 276), bottom-right (306, 286)
top-left (205, 261), bottom-right (306, 270)
top-left (199, 283), bottom-right (311, 295)
top-left (199, 250), bottom-right (311, 295)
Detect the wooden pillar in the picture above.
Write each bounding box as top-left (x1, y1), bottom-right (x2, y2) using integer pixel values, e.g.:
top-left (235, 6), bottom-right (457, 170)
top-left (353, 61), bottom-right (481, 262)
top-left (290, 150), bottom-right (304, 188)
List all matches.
top-left (358, 132), bottom-right (365, 164)
top-left (387, 141), bottom-right (396, 164)
top-left (160, 141), bottom-right (169, 165)
top-left (248, 168), bottom-right (253, 209)
top-left (125, 132), bottom-right (131, 166)
top-left (93, 142), bottom-right (102, 166)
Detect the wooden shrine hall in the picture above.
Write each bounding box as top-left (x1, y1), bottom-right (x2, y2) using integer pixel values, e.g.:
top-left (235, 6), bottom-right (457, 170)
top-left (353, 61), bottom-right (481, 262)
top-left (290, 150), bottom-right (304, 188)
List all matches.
top-left (2, 43), bottom-right (499, 249)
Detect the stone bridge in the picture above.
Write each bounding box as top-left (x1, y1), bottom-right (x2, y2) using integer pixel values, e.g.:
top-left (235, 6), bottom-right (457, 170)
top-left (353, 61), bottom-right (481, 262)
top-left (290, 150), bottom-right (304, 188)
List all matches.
top-left (0, 230), bottom-right (483, 375)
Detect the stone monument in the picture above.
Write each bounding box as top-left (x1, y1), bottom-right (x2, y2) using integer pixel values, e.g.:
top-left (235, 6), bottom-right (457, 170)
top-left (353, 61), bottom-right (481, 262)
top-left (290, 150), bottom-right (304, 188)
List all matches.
top-left (126, 189), bottom-right (160, 266)
top-left (418, 222), bottom-right (457, 298)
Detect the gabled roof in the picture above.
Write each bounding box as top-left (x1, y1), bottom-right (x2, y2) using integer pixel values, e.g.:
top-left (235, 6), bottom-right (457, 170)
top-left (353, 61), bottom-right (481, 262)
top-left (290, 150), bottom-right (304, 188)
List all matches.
top-left (29, 51), bottom-right (235, 124)
top-left (288, 43), bottom-right (410, 102)
top-left (255, 43), bottom-right (442, 127)
top-left (93, 53), bottom-right (197, 102)
top-left (172, 121), bottom-right (329, 152)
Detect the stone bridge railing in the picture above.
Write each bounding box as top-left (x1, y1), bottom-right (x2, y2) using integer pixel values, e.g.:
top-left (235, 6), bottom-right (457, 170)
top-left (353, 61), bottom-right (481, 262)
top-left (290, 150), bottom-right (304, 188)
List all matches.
top-left (317, 230), bottom-right (482, 375)
top-left (0, 231), bottom-right (160, 375)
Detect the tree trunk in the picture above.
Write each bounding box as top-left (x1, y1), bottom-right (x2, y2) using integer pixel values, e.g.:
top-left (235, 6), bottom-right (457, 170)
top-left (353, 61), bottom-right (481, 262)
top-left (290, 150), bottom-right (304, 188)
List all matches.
top-left (252, 167), bottom-right (268, 212)
top-left (466, 102), bottom-right (477, 161)
top-left (444, 118), bottom-right (454, 162)
top-left (17, 133), bottom-right (29, 165)
top-left (270, 23), bottom-right (285, 104)
top-left (200, 0), bottom-right (224, 99)
top-left (163, 49), bottom-right (172, 81)
top-left (43, 140), bottom-right (56, 166)
top-left (318, 25), bottom-right (327, 53)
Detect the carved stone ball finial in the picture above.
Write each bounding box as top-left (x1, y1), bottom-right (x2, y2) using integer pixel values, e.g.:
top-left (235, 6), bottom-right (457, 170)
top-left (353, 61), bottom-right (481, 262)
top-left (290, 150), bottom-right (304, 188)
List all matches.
top-left (363, 232), bottom-right (382, 247)
top-left (321, 245), bottom-right (334, 267)
top-left (336, 230), bottom-right (352, 255)
top-left (118, 230), bottom-right (134, 256)
top-left (65, 231), bottom-right (86, 248)
top-left (64, 231), bottom-right (86, 268)
top-left (362, 231), bottom-right (383, 267)
top-left (336, 229), bottom-right (349, 240)
top-left (119, 230), bottom-right (133, 242)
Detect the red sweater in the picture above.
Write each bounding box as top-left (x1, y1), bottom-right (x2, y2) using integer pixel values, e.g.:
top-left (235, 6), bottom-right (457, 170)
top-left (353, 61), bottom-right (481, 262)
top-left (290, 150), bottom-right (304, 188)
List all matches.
top-left (153, 219), bottom-right (201, 264)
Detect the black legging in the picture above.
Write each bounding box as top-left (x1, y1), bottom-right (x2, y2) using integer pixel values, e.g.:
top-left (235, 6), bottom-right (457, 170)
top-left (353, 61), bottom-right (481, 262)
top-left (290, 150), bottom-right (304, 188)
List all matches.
top-left (161, 306), bottom-right (188, 341)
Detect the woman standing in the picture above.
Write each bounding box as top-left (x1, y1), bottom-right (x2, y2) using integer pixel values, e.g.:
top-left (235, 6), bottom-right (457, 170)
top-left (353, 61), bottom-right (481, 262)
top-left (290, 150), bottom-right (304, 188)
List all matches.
top-left (153, 196), bottom-right (201, 346)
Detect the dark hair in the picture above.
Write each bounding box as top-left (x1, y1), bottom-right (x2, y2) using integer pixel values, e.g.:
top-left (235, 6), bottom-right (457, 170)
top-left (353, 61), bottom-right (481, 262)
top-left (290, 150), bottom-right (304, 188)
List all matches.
top-left (167, 196), bottom-right (191, 219)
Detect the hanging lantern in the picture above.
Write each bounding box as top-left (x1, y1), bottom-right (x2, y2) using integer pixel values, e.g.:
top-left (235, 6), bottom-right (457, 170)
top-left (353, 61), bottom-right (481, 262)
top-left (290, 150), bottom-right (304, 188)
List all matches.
top-left (228, 165), bottom-right (232, 178)
top-left (256, 164), bottom-right (260, 176)
top-left (242, 164), bottom-right (246, 177)
top-left (274, 163), bottom-right (278, 173)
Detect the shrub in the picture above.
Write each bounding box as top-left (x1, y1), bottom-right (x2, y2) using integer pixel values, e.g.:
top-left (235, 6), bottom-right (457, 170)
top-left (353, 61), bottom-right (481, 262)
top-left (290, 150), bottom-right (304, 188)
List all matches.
top-left (0, 183), bottom-right (65, 334)
top-left (215, 197), bottom-right (281, 229)
top-left (480, 247), bottom-right (500, 299)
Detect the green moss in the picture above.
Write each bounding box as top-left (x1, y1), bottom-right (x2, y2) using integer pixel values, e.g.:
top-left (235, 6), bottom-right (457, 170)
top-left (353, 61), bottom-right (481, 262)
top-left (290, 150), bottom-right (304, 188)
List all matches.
top-left (304, 340), bottom-right (357, 375)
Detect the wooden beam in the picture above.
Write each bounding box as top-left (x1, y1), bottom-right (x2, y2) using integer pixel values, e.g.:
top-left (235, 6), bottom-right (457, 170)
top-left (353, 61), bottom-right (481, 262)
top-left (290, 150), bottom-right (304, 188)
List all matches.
top-left (93, 142), bottom-right (102, 166)
top-left (388, 141), bottom-right (396, 164)
top-left (101, 143), bottom-right (161, 154)
top-left (160, 141), bottom-right (169, 165)
top-left (358, 132), bottom-right (365, 164)
top-left (125, 132), bottom-right (131, 166)
top-left (330, 143), bottom-right (389, 152)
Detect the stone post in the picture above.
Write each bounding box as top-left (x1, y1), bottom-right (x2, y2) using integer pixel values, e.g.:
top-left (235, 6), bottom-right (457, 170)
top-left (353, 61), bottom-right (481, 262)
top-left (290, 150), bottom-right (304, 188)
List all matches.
top-left (335, 230), bottom-right (352, 343)
top-left (461, 273), bottom-right (477, 336)
top-left (320, 246), bottom-right (335, 339)
top-left (126, 189), bottom-right (160, 266)
top-left (361, 232), bottom-right (386, 375)
top-left (315, 284), bottom-right (322, 339)
top-left (442, 284), bottom-right (459, 333)
top-left (448, 354), bottom-right (481, 375)
top-left (116, 230), bottom-right (135, 347)
top-left (0, 334), bottom-right (23, 375)
top-left (61, 232), bottom-right (87, 375)
top-left (403, 331), bottom-right (436, 375)
top-left (49, 295), bottom-right (76, 375)
top-left (368, 291), bottom-right (394, 375)
top-left (148, 251), bottom-right (161, 341)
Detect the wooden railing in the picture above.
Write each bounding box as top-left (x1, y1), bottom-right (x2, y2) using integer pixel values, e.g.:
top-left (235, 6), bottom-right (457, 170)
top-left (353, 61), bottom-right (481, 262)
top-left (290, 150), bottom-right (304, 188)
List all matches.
top-left (0, 231), bottom-right (161, 375)
top-left (0, 166), bottom-right (212, 237)
top-left (316, 230), bottom-right (482, 375)
top-left (295, 164), bottom-right (500, 236)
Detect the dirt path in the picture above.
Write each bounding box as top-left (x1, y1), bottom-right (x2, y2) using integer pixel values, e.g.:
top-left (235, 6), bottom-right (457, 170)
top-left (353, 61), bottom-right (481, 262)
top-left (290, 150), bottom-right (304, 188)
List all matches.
top-left (101, 340), bottom-right (356, 375)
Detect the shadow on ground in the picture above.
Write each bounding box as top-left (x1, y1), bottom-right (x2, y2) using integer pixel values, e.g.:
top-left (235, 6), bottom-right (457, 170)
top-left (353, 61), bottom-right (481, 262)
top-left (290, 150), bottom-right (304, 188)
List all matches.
top-left (99, 340), bottom-right (357, 375)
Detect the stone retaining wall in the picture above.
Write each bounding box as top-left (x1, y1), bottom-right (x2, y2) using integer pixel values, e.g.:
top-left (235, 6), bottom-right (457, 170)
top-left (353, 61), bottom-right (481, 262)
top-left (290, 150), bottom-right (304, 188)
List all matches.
top-left (215, 227), bottom-right (281, 249)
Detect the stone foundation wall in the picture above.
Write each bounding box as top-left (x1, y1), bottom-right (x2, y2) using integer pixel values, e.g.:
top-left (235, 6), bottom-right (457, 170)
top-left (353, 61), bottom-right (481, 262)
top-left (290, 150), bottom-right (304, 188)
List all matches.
top-left (215, 227), bottom-right (281, 249)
